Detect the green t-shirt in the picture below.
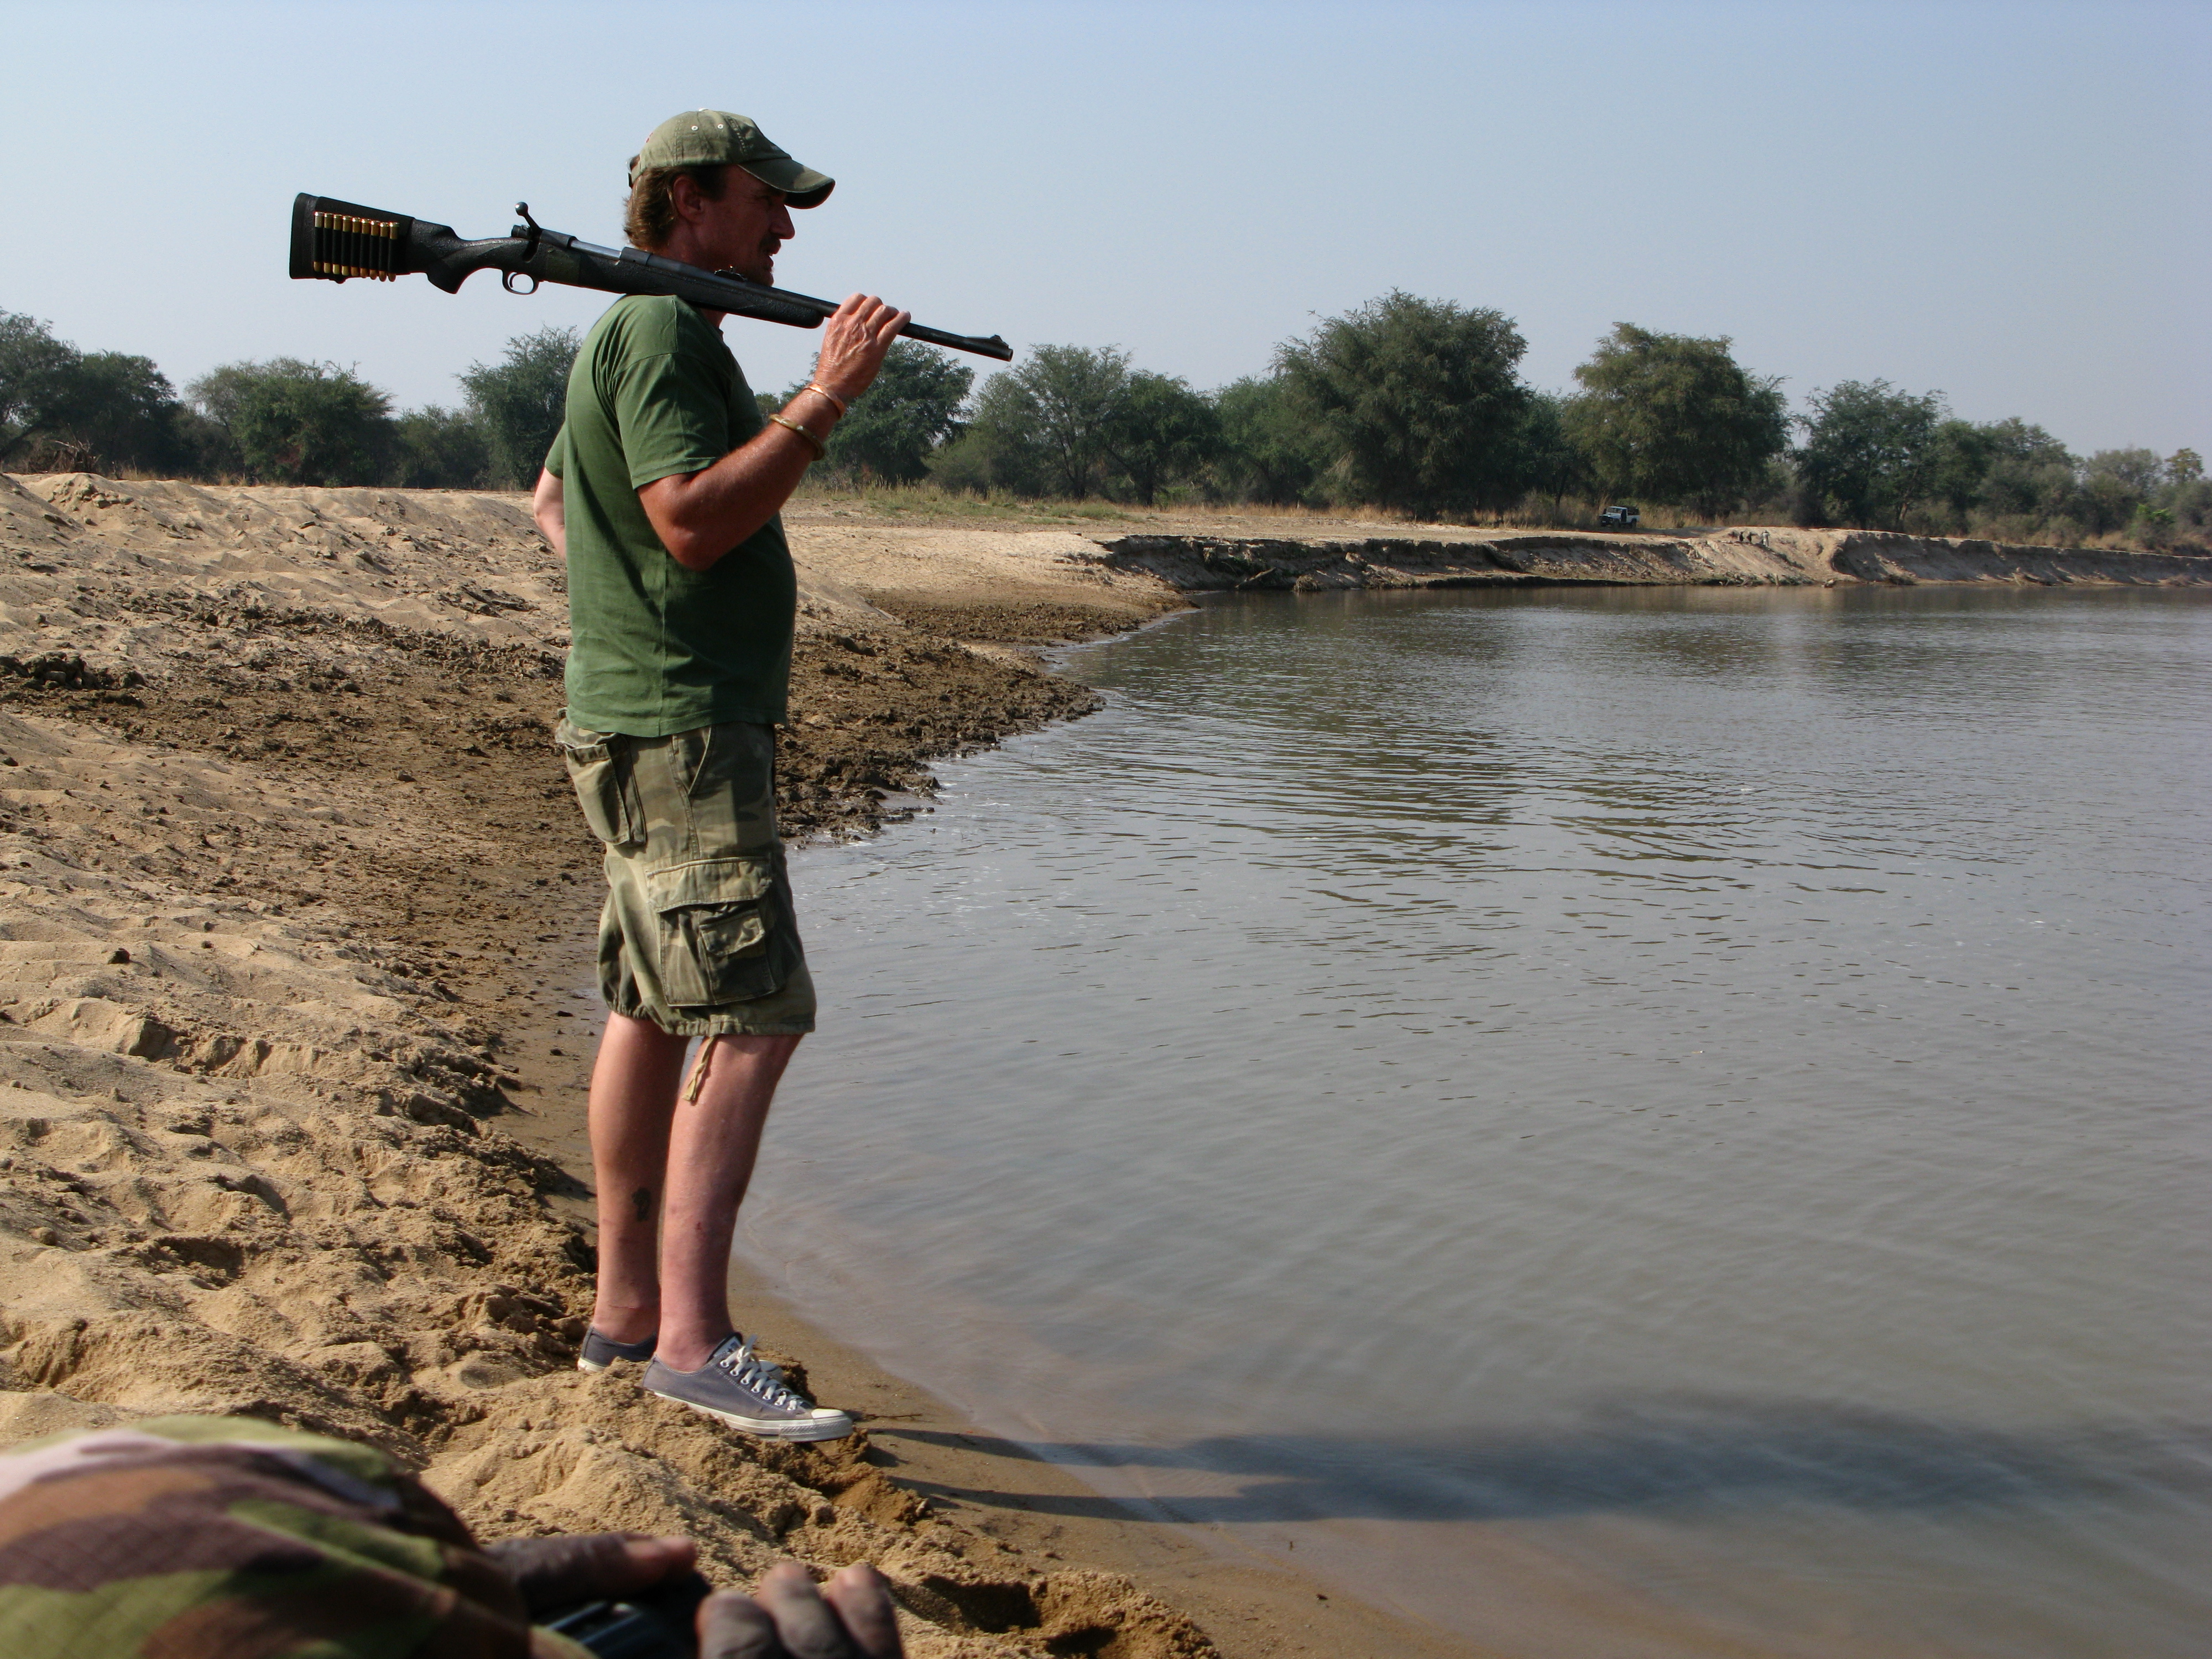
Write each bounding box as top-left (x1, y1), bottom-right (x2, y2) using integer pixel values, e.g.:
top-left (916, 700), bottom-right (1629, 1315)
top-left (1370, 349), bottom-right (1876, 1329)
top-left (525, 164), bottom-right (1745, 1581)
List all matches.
top-left (550, 294), bottom-right (795, 735)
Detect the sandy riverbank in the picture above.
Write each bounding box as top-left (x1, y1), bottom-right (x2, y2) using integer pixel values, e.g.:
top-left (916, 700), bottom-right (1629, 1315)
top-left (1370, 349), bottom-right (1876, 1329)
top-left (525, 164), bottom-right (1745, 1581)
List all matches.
top-left (0, 473), bottom-right (1505, 1659)
top-left (9, 473), bottom-right (2189, 1653)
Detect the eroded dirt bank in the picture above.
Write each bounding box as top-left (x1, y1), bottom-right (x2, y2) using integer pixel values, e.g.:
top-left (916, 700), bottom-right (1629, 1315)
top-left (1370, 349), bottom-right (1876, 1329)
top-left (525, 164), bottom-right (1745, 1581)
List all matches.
top-left (1092, 525), bottom-right (2211, 590)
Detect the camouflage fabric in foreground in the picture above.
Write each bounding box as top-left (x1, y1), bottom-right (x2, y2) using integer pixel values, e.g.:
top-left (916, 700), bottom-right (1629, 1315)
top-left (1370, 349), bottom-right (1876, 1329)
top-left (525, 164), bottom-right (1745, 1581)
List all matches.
top-left (0, 1414), bottom-right (589, 1658)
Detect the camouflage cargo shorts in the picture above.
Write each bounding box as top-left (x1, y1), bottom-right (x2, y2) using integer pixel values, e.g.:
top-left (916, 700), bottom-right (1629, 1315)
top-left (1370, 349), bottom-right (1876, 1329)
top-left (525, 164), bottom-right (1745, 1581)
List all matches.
top-left (556, 717), bottom-right (815, 1037)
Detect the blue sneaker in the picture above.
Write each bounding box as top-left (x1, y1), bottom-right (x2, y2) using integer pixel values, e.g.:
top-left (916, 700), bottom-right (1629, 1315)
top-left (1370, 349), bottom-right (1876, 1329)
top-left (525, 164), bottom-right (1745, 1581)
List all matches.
top-left (641, 1335), bottom-right (853, 1441)
top-left (576, 1328), bottom-right (658, 1373)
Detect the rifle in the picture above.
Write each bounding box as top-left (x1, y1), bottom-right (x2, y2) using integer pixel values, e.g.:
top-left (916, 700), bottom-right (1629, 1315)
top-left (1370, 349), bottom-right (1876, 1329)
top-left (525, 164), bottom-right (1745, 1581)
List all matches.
top-left (287, 192), bottom-right (1014, 362)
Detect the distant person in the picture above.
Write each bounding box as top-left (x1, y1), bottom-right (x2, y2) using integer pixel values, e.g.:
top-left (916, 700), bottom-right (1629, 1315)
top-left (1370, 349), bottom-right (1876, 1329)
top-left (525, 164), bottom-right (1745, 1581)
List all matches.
top-left (531, 109), bottom-right (908, 1439)
top-left (0, 1413), bottom-right (903, 1657)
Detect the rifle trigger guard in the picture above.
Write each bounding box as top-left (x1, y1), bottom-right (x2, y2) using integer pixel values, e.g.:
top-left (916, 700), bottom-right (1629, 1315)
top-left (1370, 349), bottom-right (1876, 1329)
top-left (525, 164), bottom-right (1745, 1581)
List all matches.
top-left (505, 201), bottom-right (544, 291)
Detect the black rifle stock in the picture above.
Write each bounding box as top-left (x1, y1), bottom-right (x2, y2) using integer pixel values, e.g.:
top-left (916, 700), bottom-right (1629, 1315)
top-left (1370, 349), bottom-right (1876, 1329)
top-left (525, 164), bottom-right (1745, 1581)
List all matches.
top-left (288, 192), bottom-right (1014, 362)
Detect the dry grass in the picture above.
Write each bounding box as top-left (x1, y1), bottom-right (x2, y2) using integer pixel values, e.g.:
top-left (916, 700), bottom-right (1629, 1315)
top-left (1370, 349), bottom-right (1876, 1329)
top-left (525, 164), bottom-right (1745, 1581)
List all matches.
top-left (787, 478), bottom-right (1138, 525)
top-left (785, 480), bottom-right (1777, 538)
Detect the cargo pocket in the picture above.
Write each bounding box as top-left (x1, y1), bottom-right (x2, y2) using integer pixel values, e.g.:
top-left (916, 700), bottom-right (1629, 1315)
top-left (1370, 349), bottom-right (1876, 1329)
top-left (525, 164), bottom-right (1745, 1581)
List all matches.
top-left (645, 852), bottom-right (799, 1006)
top-left (556, 722), bottom-right (641, 848)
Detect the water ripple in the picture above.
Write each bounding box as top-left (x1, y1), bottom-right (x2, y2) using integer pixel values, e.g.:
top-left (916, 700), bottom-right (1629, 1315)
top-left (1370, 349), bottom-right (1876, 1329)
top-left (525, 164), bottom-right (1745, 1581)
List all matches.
top-left (752, 586), bottom-right (2212, 1656)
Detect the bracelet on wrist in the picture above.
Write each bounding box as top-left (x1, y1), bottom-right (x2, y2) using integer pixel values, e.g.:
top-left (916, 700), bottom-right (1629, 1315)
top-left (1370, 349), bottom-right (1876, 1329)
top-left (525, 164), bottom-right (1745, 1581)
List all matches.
top-left (802, 382), bottom-right (848, 419)
top-left (767, 414), bottom-right (827, 460)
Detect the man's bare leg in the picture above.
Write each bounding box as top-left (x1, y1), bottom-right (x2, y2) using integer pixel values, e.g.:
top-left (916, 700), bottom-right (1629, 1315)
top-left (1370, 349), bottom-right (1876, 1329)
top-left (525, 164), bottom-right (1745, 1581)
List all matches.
top-left (658, 1032), bottom-right (802, 1371)
top-left (586, 1011), bottom-right (688, 1344)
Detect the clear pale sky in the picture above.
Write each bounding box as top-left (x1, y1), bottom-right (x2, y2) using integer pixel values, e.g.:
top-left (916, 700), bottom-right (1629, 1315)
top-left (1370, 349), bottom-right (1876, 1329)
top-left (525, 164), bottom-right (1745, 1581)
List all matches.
top-left (2, 0), bottom-right (2204, 456)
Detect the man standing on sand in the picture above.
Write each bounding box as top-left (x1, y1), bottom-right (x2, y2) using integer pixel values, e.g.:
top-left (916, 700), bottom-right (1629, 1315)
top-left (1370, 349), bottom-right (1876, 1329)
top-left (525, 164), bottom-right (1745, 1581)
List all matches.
top-left (530, 110), bottom-right (907, 1441)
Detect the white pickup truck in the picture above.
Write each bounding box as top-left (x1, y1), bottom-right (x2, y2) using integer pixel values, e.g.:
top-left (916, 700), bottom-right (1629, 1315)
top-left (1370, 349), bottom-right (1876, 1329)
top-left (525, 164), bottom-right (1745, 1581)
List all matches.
top-left (1599, 504), bottom-right (1641, 528)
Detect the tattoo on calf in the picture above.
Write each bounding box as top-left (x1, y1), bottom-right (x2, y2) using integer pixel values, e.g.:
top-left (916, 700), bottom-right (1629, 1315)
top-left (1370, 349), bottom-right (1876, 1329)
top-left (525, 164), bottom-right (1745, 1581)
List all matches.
top-left (632, 1186), bottom-right (654, 1224)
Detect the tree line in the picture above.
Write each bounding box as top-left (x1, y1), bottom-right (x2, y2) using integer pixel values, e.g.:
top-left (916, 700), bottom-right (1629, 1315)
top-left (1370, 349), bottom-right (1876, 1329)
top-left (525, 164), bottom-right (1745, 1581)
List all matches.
top-left (0, 312), bottom-right (575, 493)
top-left (4, 298), bottom-right (2203, 550)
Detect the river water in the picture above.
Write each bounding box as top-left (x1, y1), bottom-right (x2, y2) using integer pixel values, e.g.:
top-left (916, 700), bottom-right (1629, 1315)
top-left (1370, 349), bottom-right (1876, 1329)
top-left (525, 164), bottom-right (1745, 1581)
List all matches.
top-left (743, 585), bottom-right (2211, 1657)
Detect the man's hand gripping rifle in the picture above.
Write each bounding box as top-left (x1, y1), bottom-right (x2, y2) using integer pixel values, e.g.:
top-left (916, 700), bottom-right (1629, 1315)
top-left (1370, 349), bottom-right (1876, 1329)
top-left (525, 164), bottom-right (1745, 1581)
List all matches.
top-left (288, 192), bottom-right (1014, 362)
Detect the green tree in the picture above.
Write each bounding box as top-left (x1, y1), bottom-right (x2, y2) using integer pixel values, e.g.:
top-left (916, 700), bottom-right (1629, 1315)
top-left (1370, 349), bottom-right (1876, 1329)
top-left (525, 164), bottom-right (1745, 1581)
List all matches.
top-left (2156, 448), bottom-right (2205, 542)
top-left (1275, 290), bottom-right (1532, 518)
top-left (173, 407), bottom-right (241, 479)
top-left (0, 313), bottom-right (83, 461)
top-left (1104, 371), bottom-right (1219, 505)
top-left (2078, 448), bottom-right (2162, 535)
top-left (926, 369), bottom-right (1046, 496)
top-left (183, 361), bottom-right (267, 430)
top-left (1012, 343), bottom-right (1131, 498)
top-left (931, 345), bottom-right (1135, 499)
top-left (0, 314), bottom-right (186, 472)
top-left (1924, 418), bottom-right (2002, 526)
top-left (1563, 323), bottom-right (1787, 516)
top-left (461, 325), bottom-right (578, 488)
top-left (391, 405), bottom-right (492, 489)
top-left (1518, 391), bottom-right (1589, 515)
top-left (1971, 419), bottom-right (2076, 524)
top-left (42, 351), bottom-right (187, 472)
top-left (2083, 447), bottom-right (2164, 496)
top-left (1794, 380), bottom-right (1947, 528)
top-left (191, 358), bottom-right (393, 486)
top-left (786, 341), bottom-right (971, 484)
top-left (1212, 374), bottom-right (1322, 505)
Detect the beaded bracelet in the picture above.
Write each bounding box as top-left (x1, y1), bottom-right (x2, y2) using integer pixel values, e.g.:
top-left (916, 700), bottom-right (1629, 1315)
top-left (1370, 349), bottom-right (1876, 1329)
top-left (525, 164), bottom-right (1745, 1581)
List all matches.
top-left (767, 414), bottom-right (827, 459)
top-left (802, 382), bottom-right (848, 419)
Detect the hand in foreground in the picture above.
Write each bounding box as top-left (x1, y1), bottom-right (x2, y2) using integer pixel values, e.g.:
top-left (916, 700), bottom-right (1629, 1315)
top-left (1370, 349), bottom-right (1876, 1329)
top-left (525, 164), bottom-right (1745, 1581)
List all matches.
top-left (486, 1531), bottom-right (697, 1614)
top-left (810, 294), bottom-right (912, 405)
top-left (700, 1561), bottom-right (903, 1659)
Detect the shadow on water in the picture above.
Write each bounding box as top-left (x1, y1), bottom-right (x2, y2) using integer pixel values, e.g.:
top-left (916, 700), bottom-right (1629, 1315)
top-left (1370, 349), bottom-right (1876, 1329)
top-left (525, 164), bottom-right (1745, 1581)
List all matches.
top-left (877, 1395), bottom-right (2212, 1526)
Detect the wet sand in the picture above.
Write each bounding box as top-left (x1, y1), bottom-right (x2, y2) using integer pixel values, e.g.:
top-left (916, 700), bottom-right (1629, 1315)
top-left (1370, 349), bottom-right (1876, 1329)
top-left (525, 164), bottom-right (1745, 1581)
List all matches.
top-left (0, 473), bottom-right (1486, 1659)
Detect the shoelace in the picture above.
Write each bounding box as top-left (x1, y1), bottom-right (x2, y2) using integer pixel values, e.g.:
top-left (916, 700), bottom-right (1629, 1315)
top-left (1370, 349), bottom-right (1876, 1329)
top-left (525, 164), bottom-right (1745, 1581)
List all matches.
top-left (714, 1337), bottom-right (811, 1413)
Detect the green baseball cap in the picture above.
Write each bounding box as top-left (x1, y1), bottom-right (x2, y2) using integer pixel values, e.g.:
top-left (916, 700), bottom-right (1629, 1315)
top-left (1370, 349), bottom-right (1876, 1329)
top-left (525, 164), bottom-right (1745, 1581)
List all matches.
top-left (629, 109), bottom-right (834, 208)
